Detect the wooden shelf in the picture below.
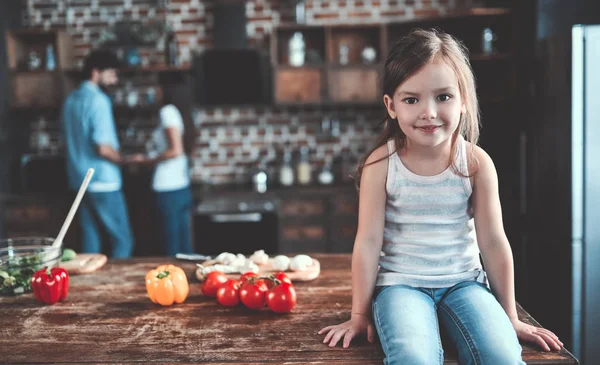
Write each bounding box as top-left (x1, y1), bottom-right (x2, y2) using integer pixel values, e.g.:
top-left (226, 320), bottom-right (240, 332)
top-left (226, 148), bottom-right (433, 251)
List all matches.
top-left (275, 23), bottom-right (326, 31)
top-left (63, 65), bottom-right (191, 75)
top-left (9, 69), bottom-right (65, 74)
top-left (460, 7), bottom-right (511, 17)
top-left (10, 104), bottom-right (165, 113)
top-left (399, 7), bottom-right (511, 23)
top-left (117, 65), bottom-right (191, 73)
top-left (274, 100), bottom-right (381, 108)
top-left (6, 28), bottom-right (74, 70)
top-left (272, 7), bottom-right (514, 107)
top-left (277, 8), bottom-right (510, 31)
top-left (6, 29), bottom-right (74, 108)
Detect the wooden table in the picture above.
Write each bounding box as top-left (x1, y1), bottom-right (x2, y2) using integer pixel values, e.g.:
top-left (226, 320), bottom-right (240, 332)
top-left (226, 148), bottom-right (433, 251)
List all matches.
top-left (0, 254), bottom-right (578, 364)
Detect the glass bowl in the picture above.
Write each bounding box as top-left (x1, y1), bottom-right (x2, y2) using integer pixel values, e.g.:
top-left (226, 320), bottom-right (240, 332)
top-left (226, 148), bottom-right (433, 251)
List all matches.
top-left (0, 237), bottom-right (62, 295)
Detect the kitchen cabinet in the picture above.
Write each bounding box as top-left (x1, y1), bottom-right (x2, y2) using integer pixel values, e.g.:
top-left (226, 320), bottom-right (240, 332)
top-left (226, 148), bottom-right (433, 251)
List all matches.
top-left (10, 71), bottom-right (66, 108)
top-left (271, 23), bottom-right (384, 105)
top-left (193, 185), bottom-right (358, 255)
top-left (6, 29), bottom-right (74, 71)
top-left (279, 196), bottom-right (328, 253)
top-left (6, 29), bottom-right (74, 108)
top-left (328, 192), bottom-right (359, 253)
top-left (271, 8), bottom-right (515, 106)
top-left (327, 66), bottom-right (381, 103)
top-left (274, 67), bottom-right (323, 103)
top-left (278, 187), bottom-right (358, 254)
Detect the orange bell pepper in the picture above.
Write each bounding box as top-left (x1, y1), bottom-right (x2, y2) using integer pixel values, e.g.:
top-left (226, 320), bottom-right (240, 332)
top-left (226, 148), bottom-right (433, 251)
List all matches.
top-left (145, 264), bottom-right (189, 306)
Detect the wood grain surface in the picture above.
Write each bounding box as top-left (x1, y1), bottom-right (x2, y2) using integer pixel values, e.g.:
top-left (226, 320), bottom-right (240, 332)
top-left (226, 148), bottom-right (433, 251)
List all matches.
top-left (0, 254), bottom-right (578, 364)
top-left (60, 253), bottom-right (107, 274)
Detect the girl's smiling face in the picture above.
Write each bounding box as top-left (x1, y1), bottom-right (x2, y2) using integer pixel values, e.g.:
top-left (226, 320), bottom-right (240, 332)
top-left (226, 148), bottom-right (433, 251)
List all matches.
top-left (384, 59), bottom-right (466, 149)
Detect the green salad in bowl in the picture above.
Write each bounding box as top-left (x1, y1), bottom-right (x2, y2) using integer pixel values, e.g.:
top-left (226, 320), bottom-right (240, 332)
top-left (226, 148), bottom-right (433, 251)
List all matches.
top-left (0, 237), bottom-right (62, 295)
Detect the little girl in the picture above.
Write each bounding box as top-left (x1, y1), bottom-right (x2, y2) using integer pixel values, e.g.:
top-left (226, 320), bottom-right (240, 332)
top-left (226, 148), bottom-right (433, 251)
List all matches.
top-left (318, 29), bottom-right (562, 364)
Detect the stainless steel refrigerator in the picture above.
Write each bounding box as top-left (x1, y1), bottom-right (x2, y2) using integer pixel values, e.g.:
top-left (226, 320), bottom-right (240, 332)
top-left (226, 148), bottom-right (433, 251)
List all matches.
top-left (571, 24), bottom-right (600, 364)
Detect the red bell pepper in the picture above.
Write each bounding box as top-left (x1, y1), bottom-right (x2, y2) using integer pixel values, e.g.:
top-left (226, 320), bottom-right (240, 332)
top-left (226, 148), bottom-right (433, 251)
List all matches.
top-left (31, 267), bottom-right (69, 305)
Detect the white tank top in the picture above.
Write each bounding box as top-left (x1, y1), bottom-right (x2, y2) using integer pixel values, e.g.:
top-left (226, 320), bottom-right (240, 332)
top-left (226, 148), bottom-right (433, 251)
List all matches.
top-left (376, 135), bottom-right (486, 288)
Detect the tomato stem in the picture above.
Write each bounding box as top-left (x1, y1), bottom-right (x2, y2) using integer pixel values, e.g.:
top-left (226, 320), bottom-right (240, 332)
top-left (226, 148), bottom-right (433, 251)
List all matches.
top-left (258, 276), bottom-right (281, 286)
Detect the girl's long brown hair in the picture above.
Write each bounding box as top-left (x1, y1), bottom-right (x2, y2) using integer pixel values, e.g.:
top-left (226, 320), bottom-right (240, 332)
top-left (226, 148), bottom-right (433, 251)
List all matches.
top-left (354, 28), bottom-right (480, 189)
top-left (160, 84), bottom-right (196, 157)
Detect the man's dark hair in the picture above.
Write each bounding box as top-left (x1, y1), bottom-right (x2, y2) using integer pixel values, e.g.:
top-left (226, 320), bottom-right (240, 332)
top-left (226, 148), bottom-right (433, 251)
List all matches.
top-left (82, 49), bottom-right (121, 80)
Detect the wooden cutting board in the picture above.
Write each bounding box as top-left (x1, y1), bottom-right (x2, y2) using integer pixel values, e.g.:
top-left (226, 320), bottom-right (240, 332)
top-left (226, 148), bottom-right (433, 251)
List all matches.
top-left (195, 258), bottom-right (320, 282)
top-left (60, 254), bottom-right (107, 275)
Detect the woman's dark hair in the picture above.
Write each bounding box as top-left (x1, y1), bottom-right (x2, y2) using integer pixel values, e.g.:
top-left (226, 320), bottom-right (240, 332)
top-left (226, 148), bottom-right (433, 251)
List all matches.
top-left (354, 28), bottom-right (480, 189)
top-left (82, 49), bottom-right (121, 80)
top-left (160, 84), bottom-right (196, 156)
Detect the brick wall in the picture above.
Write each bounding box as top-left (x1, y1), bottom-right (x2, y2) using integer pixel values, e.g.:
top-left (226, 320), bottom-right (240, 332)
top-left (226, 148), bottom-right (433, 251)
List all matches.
top-left (23, 0), bottom-right (481, 185)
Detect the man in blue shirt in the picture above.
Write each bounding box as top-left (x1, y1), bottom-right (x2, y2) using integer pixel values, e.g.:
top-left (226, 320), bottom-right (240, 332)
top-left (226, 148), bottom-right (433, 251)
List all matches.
top-left (61, 49), bottom-right (136, 258)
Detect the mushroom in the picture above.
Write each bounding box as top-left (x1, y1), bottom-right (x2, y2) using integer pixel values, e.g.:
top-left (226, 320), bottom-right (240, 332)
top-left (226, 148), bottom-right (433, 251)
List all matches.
top-left (214, 252), bottom-right (237, 265)
top-left (229, 253), bottom-right (248, 268)
top-left (289, 254), bottom-right (313, 272)
top-left (250, 250), bottom-right (269, 265)
top-left (239, 261), bottom-right (260, 274)
top-left (272, 255), bottom-right (290, 271)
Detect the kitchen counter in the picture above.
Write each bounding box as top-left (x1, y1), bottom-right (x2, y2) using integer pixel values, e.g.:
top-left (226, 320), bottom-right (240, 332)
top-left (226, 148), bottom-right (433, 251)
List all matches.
top-left (0, 254), bottom-right (578, 364)
top-left (192, 182), bottom-right (357, 208)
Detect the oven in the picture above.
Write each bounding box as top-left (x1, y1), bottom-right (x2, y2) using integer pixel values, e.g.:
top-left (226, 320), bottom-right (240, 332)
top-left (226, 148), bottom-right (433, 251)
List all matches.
top-left (193, 198), bottom-right (279, 256)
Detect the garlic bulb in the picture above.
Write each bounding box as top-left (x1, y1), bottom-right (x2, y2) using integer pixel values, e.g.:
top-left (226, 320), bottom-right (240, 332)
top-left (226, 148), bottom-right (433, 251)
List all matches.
top-left (228, 253), bottom-right (247, 268)
top-left (239, 261), bottom-right (260, 274)
top-left (215, 252), bottom-right (236, 265)
top-left (272, 255), bottom-right (290, 271)
top-left (290, 254), bottom-right (313, 272)
top-left (250, 250), bottom-right (269, 265)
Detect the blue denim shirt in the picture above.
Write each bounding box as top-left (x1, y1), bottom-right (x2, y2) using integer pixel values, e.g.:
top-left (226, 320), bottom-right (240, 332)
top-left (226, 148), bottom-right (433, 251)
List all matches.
top-left (61, 81), bottom-right (121, 192)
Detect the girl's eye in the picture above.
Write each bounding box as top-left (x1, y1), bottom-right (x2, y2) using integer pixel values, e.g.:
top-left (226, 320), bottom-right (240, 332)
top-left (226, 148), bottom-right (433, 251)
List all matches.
top-left (437, 94), bottom-right (452, 102)
top-left (403, 97), bottom-right (418, 104)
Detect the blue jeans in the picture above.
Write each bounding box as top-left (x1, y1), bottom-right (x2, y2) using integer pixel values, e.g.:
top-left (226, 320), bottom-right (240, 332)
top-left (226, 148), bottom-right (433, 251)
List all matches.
top-left (155, 187), bottom-right (193, 256)
top-left (373, 281), bottom-right (525, 365)
top-left (79, 191), bottom-right (134, 258)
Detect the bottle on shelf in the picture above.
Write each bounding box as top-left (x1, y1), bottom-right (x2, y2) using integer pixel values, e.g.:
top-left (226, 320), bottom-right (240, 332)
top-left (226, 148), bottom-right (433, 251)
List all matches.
top-left (295, 1), bottom-right (306, 24)
top-left (27, 50), bottom-right (41, 70)
top-left (318, 156), bottom-right (334, 185)
top-left (339, 43), bottom-right (350, 65)
top-left (297, 146), bottom-right (312, 185)
top-left (45, 44), bottom-right (56, 71)
top-left (164, 26), bottom-right (179, 66)
top-left (279, 150), bottom-right (295, 187)
top-left (252, 160), bottom-right (269, 194)
top-left (481, 27), bottom-right (497, 55)
top-left (289, 32), bottom-right (305, 67)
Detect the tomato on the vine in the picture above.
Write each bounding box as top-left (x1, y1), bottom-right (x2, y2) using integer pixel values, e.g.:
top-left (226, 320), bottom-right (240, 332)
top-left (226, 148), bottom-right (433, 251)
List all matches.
top-left (266, 272), bottom-right (293, 289)
top-left (216, 279), bottom-right (240, 306)
top-left (201, 271), bottom-right (228, 297)
top-left (266, 282), bottom-right (297, 313)
top-left (274, 272), bottom-right (292, 285)
top-left (239, 279), bottom-right (268, 310)
top-left (239, 272), bottom-right (259, 284)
